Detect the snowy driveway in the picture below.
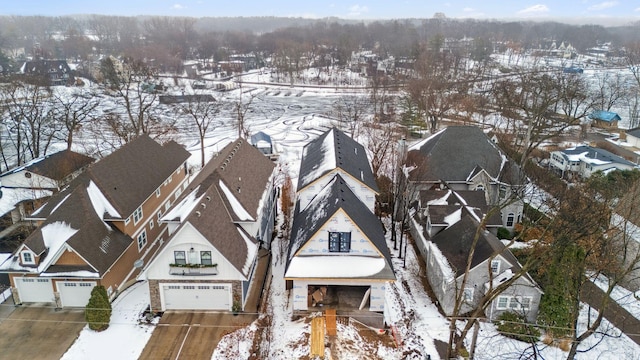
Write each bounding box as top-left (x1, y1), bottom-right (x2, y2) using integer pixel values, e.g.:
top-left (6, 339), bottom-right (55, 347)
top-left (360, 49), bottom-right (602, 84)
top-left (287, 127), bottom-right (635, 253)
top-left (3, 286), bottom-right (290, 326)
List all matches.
top-left (0, 306), bottom-right (85, 360)
top-left (139, 311), bottom-right (256, 360)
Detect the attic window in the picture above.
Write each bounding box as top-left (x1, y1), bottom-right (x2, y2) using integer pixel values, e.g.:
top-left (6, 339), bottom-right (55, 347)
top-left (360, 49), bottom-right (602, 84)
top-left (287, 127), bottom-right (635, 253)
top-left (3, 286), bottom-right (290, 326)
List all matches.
top-left (21, 251), bottom-right (34, 265)
top-left (328, 232), bottom-right (351, 253)
top-left (25, 172), bottom-right (32, 178)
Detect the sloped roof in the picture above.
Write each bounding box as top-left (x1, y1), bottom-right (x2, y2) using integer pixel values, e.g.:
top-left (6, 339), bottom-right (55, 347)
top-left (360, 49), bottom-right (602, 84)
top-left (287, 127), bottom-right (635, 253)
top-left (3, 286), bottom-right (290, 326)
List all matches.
top-left (406, 126), bottom-right (521, 185)
top-left (431, 211), bottom-right (519, 277)
top-left (21, 60), bottom-right (71, 75)
top-left (558, 145), bottom-right (636, 167)
top-left (626, 127), bottom-right (640, 139)
top-left (32, 135), bottom-right (190, 219)
top-left (589, 110), bottom-right (621, 122)
top-left (286, 174), bottom-right (394, 280)
top-left (297, 127), bottom-right (378, 193)
top-left (0, 150), bottom-right (94, 182)
top-left (419, 189), bottom-right (503, 227)
top-left (15, 178), bottom-right (132, 274)
top-left (161, 138), bottom-right (274, 276)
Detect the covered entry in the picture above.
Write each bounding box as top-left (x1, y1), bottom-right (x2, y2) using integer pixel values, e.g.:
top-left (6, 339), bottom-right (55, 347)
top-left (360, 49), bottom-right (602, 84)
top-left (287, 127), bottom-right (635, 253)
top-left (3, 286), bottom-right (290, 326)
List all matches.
top-left (15, 277), bottom-right (55, 303)
top-left (161, 283), bottom-right (231, 311)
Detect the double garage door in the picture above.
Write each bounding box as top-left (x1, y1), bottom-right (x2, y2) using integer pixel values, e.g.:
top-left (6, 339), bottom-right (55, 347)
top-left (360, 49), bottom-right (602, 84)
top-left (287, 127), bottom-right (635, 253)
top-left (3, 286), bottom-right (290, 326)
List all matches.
top-left (14, 278), bottom-right (95, 307)
top-left (161, 283), bottom-right (231, 311)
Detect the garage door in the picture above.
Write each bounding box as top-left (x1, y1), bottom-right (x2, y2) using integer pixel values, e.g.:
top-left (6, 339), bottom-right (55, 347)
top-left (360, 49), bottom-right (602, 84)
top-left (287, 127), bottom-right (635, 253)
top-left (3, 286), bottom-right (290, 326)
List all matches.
top-left (58, 281), bottom-right (97, 307)
top-left (15, 278), bottom-right (54, 303)
top-left (162, 283), bottom-right (231, 311)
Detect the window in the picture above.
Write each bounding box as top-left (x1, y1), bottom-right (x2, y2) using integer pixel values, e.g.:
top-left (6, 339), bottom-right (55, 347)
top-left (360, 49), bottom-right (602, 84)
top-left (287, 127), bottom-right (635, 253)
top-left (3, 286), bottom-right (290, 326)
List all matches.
top-left (490, 260), bottom-right (500, 274)
top-left (463, 288), bottom-right (474, 302)
top-left (156, 188), bottom-right (161, 197)
top-left (475, 184), bottom-right (485, 191)
top-left (124, 216), bottom-right (130, 225)
top-left (497, 296), bottom-right (509, 310)
top-left (21, 251), bottom-right (34, 264)
top-left (168, 175), bottom-right (173, 183)
top-left (521, 297), bottom-right (531, 310)
top-left (506, 213), bottom-right (515, 227)
top-left (174, 251), bottom-right (186, 265)
top-left (149, 219), bottom-right (154, 229)
top-left (328, 232), bottom-right (351, 253)
top-left (509, 297), bottom-right (520, 310)
top-left (157, 211), bottom-right (162, 220)
top-left (133, 207), bottom-right (143, 224)
top-left (164, 201), bottom-right (171, 211)
top-left (137, 230), bottom-right (147, 250)
top-left (201, 251), bottom-right (212, 265)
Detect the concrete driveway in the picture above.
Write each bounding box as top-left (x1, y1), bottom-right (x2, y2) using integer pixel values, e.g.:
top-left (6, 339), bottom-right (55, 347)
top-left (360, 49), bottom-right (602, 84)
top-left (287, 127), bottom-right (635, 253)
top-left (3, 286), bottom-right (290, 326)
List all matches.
top-left (0, 303), bottom-right (85, 360)
top-left (139, 311), bottom-right (256, 360)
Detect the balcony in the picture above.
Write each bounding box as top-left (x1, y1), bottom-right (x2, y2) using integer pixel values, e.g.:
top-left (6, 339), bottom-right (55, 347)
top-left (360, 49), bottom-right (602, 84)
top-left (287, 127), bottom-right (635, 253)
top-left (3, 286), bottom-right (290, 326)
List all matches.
top-left (169, 263), bottom-right (218, 276)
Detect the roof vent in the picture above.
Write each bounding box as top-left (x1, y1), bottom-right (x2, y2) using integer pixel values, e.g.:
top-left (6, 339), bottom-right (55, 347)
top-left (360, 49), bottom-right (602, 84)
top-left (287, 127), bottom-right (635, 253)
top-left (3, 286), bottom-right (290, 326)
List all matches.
top-left (200, 203), bottom-right (206, 209)
top-left (195, 211), bottom-right (201, 217)
top-left (206, 196), bottom-right (211, 201)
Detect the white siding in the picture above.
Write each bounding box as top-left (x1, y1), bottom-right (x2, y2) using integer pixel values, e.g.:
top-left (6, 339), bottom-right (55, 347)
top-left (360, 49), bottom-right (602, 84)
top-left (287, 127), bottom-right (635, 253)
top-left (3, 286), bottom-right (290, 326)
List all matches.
top-left (145, 223), bottom-right (246, 281)
top-left (298, 170), bottom-right (376, 212)
top-left (1, 171), bottom-right (57, 189)
top-left (297, 210), bottom-right (380, 257)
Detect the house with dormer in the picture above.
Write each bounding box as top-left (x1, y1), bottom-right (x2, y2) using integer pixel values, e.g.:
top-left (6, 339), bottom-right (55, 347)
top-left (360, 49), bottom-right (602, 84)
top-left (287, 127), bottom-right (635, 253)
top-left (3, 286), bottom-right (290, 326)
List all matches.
top-left (144, 138), bottom-right (276, 311)
top-left (405, 126), bottom-right (524, 230)
top-left (549, 145), bottom-right (637, 179)
top-left (296, 127), bottom-right (378, 212)
top-left (409, 190), bottom-right (542, 322)
top-left (0, 135), bottom-right (190, 307)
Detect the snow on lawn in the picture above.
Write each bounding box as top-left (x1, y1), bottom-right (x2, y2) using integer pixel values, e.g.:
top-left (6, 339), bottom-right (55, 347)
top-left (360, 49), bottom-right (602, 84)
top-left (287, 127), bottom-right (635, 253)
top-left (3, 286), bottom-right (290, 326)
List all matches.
top-left (591, 274), bottom-right (640, 320)
top-left (61, 281), bottom-right (156, 360)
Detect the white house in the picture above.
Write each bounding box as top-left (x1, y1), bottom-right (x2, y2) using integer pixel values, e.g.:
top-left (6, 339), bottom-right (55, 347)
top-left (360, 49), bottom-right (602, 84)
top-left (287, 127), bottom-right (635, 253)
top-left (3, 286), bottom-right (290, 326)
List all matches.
top-left (549, 145), bottom-right (637, 179)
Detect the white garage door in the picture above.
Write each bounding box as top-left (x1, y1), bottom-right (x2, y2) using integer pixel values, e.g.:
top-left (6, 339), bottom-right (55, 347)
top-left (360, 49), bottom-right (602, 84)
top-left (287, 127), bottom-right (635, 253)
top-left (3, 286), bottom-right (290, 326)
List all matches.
top-left (58, 281), bottom-right (97, 307)
top-left (162, 283), bottom-right (231, 311)
top-left (15, 278), bottom-right (54, 303)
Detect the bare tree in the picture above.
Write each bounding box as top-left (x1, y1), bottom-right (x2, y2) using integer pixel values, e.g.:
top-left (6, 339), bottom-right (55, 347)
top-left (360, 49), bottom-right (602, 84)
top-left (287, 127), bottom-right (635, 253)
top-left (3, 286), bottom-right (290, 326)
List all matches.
top-left (175, 96), bottom-right (220, 167)
top-left (332, 95), bottom-right (370, 138)
top-left (51, 90), bottom-right (100, 150)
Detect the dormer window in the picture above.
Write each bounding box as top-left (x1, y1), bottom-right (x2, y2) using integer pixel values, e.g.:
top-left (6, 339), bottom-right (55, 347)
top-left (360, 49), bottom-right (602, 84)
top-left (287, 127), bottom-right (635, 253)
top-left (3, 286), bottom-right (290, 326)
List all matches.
top-left (21, 251), bottom-right (35, 265)
top-left (490, 260), bottom-right (500, 274)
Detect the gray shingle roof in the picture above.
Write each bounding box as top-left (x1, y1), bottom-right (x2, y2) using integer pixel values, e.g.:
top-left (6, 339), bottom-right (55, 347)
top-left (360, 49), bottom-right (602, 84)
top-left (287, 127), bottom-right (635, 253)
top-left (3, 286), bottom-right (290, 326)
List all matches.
top-left (559, 145), bottom-right (636, 167)
top-left (286, 174), bottom-right (394, 280)
top-left (627, 127), bottom-right (640, 139)
top-left (407, 126), bottom-right (519, 184)
top-left (297, 127), bottom-right (378, 193)
top-left (1, 150), bottom-right (94, 182)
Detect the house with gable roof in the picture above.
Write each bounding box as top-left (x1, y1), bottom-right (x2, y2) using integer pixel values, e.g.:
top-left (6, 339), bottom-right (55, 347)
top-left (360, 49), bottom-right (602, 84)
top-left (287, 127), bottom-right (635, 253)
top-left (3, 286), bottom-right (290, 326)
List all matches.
top-left (0, 135), bottom-right (190, 307)
top-left (0, 149), bottom-right (94, 225)
top-left (296, 127), bottom-right (378, 212)
top-left (285, 174), bottom-right (395, 323)
top-left (404, 126), bottom-right (525, 230)
top-left (144, 138), bottom-right (277, 311)
top-left (589, 110), bottom-right (620, 129)
top-left (409, 188), bottom-right (542, 322)
top-left (286, 127), bottom-right (394, 327)
top-left (549, 145), bottom-right (637, 179)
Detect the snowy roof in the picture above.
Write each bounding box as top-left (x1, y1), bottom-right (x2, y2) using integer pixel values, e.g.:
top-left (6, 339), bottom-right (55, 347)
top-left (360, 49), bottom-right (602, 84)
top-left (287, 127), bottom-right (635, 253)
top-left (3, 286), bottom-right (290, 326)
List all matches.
top-left (406, 126), bottom-right (521, 185)
top-left (420, 188), bottom-right (503, 228)
top-left (626, 127), bottom-right (640, 139)
top-left (285, 256), bottom-right (387, 278)
top-left (557, 145), bottom-right (636, 168)
top-left (0, 149), bottom-right (94, 183)
top-left (297, 127), bottom-right (378, 193)
top-left (156, 138), bottom-right (274, 277)
top-left (31, 135), bottom-right (190, 220)
top-left (286, 174), bottom-right (394, 280)
top-left (0, 187), bottom-right (52, 218)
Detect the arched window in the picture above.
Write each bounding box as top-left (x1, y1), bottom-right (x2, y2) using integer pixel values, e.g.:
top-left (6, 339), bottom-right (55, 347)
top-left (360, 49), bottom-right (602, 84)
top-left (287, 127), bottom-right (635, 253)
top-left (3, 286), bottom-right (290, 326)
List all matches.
top-left (506, 213), bottom-right (515, 227)
top-left (475, 184), bottom-right (485, 191)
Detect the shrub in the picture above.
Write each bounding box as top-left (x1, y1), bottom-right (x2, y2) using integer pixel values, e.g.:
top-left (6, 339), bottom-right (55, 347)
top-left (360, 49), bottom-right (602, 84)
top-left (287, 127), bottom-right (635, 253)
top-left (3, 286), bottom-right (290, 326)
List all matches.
top-left (495, 312), bottom-right (540, 343)
top-left (497, 227), bottom-right (512, 240)
top-left (85, 285), bottom-right (112, 331)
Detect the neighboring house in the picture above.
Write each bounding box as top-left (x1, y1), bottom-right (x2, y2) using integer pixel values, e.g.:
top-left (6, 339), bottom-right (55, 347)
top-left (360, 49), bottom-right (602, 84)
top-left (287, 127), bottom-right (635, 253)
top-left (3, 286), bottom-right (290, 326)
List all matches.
top-left (415, 187), bottom-right (503, 239)
top-left (589, 110), bottom-right (621, 129)
top-left (285, 174), bottom-right (395, 323)
top-left (145, 138), bottom-right (276, 312)
top-left (625, 127), bottom-right (640, 149)
top-left (0, 135), bottom-right (190, 307)
top-left (20, 59), bottom-right (74, 86)
top-left (1, 150), bottom-right (94, 191)
top-left (549, 145), bottom-right (637, 179)
top-left (250, 131), bottom-right (274, 156)
top-left (411, 205), bottom-right (542, 322)
top-left (404, 126), bottom-right (524, 231)
top-left (296, 127), bottom-right (378, 212)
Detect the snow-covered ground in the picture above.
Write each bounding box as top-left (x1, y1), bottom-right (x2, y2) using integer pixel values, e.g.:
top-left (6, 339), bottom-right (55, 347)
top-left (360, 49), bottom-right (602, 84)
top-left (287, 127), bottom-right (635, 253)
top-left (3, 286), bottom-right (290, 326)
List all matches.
top-left (10, 62), bottom-right (640, 359)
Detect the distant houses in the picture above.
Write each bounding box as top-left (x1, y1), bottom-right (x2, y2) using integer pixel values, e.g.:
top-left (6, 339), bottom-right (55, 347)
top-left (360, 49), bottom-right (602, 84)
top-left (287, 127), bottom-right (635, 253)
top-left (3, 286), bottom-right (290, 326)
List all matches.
top-left (549, 145), bottom-right (637, 179)
top-left (20, 60), bottom-right (74, 86)
top-left (589, 110), bottom-right (621, 129)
